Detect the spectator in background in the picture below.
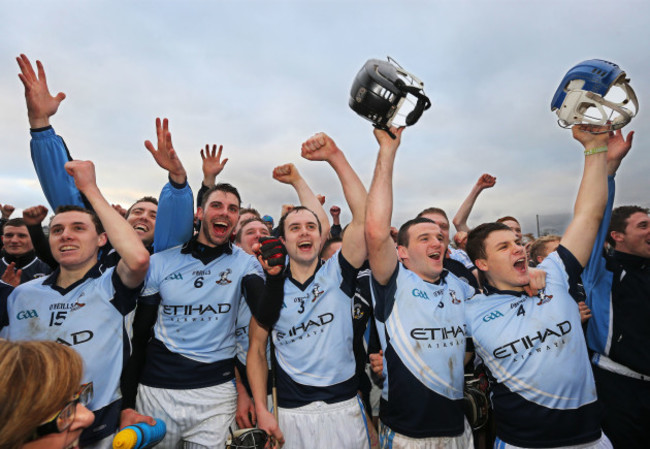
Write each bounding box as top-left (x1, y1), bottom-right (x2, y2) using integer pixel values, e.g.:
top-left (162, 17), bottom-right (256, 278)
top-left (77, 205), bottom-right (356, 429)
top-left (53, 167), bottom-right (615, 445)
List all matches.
top-left (330, 205), bottom-right (342, 237)
top-left (261, 214), bottom-right (274, 232)
top-left (0, 203), bottom-right (16, 252)
top-left (0, 218), bottom-right (51, 286)
top-left (529, 235), bottom-right (561, 267)
top-left (0, 340), bottom-right (95, 449)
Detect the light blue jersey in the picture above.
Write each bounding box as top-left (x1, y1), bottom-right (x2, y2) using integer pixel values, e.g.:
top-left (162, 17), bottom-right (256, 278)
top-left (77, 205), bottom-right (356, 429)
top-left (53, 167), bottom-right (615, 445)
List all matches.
top-left (139, 240), bottom-right (264, 389)
top-left (371, 263), bottom-right (474, 438)
top-left (3, 265), bottom-right (140, 445)
top-left (466, 246), bottom-right (602, 447)
top-left (272, 251), bottom-right (359, 407)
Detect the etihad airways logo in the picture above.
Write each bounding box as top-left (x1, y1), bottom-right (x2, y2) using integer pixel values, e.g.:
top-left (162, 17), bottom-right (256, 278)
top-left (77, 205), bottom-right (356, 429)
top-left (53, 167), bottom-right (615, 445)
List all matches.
top-left (276, 313), bottom-right (334, 340)
top-left (493, 321), bottom-right (571, 359)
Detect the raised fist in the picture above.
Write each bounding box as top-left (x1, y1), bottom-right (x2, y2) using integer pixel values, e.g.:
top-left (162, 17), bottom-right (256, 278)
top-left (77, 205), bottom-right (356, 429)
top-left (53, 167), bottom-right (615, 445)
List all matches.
top-left (301, 132), bottom-right (340, 162)
top-left (22, 205), bottom-right (48, 226)
top-left (1, 204), bottom-right (15, 219)
top-left (273, 163), bottom-right (301, 185)
top-left (476, 174), bottom-right (496, 190)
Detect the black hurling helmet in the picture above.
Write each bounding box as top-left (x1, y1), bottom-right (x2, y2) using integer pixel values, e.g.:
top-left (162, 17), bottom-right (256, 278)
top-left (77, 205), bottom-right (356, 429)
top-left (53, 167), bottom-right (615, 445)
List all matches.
top-left (349, 57), bottom-right (431, 138)
top-left (225, 428), bottom-right (268, 449)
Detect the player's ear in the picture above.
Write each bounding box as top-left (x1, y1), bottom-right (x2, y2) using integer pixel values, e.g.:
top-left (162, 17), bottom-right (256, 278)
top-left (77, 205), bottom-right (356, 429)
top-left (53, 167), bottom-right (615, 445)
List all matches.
top-left (610, 230), bottom-right (624, 245)
top-left (474, 258), bottom-right (488, 272)
top-left (396, 245), bottom-right (409, 261)
top-left (97, 232), bottom-right (108, 247)
top-left (196, 207), bottom-right (204, 222)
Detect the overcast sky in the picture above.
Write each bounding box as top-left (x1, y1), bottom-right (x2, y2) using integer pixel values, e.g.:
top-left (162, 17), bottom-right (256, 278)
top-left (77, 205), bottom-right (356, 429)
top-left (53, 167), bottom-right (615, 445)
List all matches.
top-left (2, 0), bottom-right (648, 236)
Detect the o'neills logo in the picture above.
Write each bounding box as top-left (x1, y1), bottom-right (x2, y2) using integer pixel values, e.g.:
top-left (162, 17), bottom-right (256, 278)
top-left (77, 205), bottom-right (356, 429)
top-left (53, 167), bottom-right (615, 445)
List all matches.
top-left (493, 321), bottom-right (571, 359)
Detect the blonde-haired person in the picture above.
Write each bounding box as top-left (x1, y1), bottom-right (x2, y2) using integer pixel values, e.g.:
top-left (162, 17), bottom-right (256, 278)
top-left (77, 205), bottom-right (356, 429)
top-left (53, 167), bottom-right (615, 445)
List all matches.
top-left (0, 340), bottom-right (94, 449)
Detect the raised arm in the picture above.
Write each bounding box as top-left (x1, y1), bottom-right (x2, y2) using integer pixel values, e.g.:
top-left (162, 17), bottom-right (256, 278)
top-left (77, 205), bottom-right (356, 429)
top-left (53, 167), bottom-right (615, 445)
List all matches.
top-left (272, 163), bottom-right (331, 242)
top-left (365, 128), bottom-right (404, 284)
top-left (17, 54), bottom-right (85, 209)
top-left (452, 173), bottom-right (496, 232)
top-left (301, 133), bottom-right (367, 268)
top-left (144, 118), bottom-right (194, 252)
top-left (560, 126), bottom-right (609, 266)
top-left (23, 205), bottom-right (57, 269)
top-left (65, 160), bottom-right (150, 287)
top-left (197, 143), bottom-right (229, 208)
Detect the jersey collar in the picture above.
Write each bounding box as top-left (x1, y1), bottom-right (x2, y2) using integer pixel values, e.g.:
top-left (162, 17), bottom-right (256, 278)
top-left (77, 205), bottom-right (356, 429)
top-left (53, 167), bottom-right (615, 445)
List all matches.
top-left (613, 250), bottom-right (650, 270)
top-left (2, 250), bottom-right (37, 268)
top-left (42, 262), bottom-right (103, 295)
top-left (181, 235), bottom-right (233, 265)
top-left (483, 282), bottom-right (528, 298)
top-left (286, 258), bottom-right (325, 291)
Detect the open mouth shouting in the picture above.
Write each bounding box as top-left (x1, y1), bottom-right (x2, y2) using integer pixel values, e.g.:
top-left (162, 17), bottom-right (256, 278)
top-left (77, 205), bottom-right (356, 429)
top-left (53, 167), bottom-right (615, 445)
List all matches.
top-left (132, 222), bottom-right (150, 233)
top-left (513, 257), bottom-right (527, 273)
top-left (427, 251), bottom-right (442, 261)
top-left (212, 219), bottom-right (232, 238)
top-left (297, 241), bottom-right (314, 252)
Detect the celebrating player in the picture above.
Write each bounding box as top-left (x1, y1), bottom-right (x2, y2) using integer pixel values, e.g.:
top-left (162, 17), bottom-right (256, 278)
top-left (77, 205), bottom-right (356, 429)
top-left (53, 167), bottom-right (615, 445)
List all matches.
top-left (1, 160), bottom-right (152, 448)
top-left (365, 127), bottom-right (475, 449)
top-left (248, 132), bottom-right (371, 449)
top-left (464, 125), bottom-right (614, 448)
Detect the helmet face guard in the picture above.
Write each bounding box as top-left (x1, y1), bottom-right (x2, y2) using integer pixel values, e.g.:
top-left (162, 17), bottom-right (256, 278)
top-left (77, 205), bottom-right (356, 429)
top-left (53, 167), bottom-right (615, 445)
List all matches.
top-left (225, 428), bottom-right (268, 449)
top-left (551, 59), bottom-right (638, 132)
top-left (462, 383), bottom-right (489, 430)
top-left (349, 57), bottom-right (431, 138)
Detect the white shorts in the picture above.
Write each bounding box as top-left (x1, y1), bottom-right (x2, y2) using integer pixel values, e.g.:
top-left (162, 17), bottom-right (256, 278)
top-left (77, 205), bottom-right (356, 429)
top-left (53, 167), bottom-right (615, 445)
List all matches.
top-left (493, 433), bottom-right (613, 449)
top-left (136, 382), bottom-right (237, 449)
top-left (379, 418), bottom-right (473, 449)
top-left (278, 396), bottom-right (371, 449)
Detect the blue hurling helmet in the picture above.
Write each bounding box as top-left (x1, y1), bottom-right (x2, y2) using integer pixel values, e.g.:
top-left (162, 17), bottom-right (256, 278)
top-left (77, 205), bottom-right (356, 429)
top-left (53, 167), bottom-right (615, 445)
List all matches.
top-left (551, 59), bottom-right (638, 131)
top-left (349, 57), bottom-right (431, 138)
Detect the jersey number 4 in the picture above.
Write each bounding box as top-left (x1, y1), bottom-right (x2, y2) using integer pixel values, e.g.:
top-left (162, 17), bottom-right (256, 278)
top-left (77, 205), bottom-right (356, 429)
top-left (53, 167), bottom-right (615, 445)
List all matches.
top-left (517, 305), bottom-right (526, 317)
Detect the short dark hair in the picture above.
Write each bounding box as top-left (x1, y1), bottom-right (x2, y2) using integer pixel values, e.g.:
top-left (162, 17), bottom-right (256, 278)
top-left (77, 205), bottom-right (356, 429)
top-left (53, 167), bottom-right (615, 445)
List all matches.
top-left (3, 218), bottom-right (26, 231)
top-left (607, 205), bottom-right (650, 247)
top-left (417, 207), bottom-right (448, 221)
top-left (51, 205), bottom-right (104, 234)
top-left (125, 196), bottom-right (158, 219)
top-left (466, 222), bottom-right (512, 263)
top-left (235, 217), bottom-right (267, 243)
top-left (200, 183), bottom-right (242, 210)
top-left (239, 207), bottom-right (260, 218)
top-left (320, 236), bottom-right (342, 259)
top-left (529, 235), bottom-right (561, 266)
top-left (397, 217), bottom-right (437, 247)
top-left (278, 206), bottom-right (322, 239)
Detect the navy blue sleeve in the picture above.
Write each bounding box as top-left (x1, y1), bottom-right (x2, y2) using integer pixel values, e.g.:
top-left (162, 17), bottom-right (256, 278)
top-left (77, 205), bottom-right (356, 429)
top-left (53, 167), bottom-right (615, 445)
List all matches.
top-left (370, 262), bottom-right (399, 323)
top-left (338, 251), bottom-right (360, 297)
top-left (556, 245), bottom-right (585, 302)
top-left (110, 270), bottom-right (142, 316)
top-left (249, 273), bottom-right (285, 328)
top-left (0, 282), bottom-right (14, 331)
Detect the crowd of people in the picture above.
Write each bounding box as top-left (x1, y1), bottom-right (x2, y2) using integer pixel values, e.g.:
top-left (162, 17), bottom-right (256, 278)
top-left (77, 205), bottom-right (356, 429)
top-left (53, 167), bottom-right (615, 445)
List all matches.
top-left (1, 53), bottom-right (648, 449)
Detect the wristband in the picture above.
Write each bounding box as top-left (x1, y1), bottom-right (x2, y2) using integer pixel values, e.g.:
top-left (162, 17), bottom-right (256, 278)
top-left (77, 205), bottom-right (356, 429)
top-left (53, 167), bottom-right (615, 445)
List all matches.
top-left (584, 146), bottom-right (607, 156)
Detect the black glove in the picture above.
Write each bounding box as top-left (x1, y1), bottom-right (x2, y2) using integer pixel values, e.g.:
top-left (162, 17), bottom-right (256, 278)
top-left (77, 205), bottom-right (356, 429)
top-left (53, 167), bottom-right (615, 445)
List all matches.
top-left (257, 236), bottom-right (287, 267)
